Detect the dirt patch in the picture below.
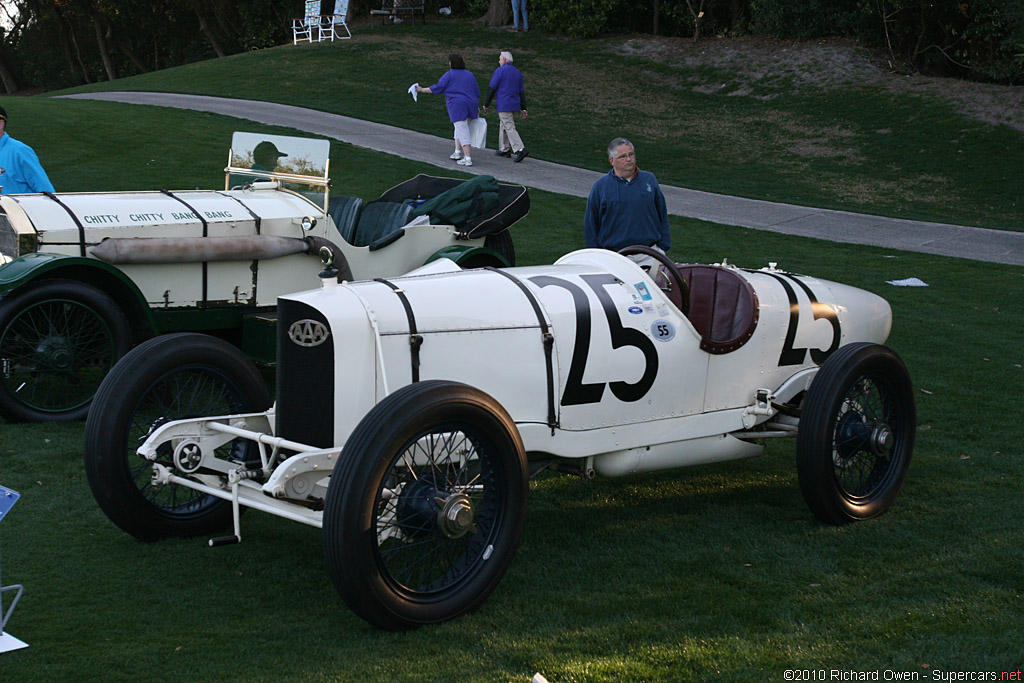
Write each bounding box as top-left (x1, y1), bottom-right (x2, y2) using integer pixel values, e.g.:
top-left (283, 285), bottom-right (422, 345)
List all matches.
top-left (613, 34), bottom-right (1024, 132)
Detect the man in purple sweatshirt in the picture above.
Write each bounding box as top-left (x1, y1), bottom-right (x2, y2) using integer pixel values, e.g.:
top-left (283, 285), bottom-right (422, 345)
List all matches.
top-left (483, 51), bottom-right (528, 163)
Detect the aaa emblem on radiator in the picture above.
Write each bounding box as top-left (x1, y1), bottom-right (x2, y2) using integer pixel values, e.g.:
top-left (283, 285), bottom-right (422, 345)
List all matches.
top-left (288, 319), bottom-right (329, 347)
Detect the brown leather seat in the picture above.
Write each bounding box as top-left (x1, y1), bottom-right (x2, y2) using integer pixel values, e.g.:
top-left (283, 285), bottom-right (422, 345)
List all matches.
top-left (676, 265), bottom-right (759, 354)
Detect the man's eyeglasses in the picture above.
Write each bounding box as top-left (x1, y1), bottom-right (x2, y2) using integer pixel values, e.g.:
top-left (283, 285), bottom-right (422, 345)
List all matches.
top-left (614, 151), bottom-right (636, 160)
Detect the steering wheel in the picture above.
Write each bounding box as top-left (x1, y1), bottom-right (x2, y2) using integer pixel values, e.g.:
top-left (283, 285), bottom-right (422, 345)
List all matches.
top-left (617, 245), bottom-right (689, 316)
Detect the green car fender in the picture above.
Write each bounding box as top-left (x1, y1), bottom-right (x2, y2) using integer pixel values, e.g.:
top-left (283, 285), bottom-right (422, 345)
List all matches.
top-left (0, 252), bottom-right (158, 340)
top-left (425, 244), bottom-right (511, 269)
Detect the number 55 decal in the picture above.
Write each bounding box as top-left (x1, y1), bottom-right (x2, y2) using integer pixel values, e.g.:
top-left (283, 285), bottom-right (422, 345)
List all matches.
top-left (529, 274), bottom-right (659, 406)
top-left (763, 272), bottom-right (841, 366)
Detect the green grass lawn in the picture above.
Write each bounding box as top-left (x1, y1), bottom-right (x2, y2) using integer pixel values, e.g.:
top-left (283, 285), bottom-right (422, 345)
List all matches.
top-left (2, 22), bottom-right (1023, 681)
top-left (50, 22), bottom-right (1024, 231)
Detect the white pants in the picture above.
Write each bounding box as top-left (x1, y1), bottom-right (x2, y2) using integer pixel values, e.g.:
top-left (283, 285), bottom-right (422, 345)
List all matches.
top-left (452, 119), bottom-right (472, 146)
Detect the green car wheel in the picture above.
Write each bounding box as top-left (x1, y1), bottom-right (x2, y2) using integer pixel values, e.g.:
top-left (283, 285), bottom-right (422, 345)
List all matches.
top-left (0, 278), bottom-right (133, 422)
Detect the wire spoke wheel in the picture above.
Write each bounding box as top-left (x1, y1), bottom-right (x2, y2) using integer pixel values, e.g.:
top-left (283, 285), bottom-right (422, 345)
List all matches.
top-left (797, 343), bottom-right (915, 524)
top-left (375, 426), bottom-right (503, 596)
top-left (124, 367), bottom-right (257, 519)
top-left (831, 377), bottom-right (897, 499)
top-left (0, 280), bottom-right (131, 421)
top-left (324, 380), bottom-right (527, 631)
top-left (84, 333), bottom-right (270, 541)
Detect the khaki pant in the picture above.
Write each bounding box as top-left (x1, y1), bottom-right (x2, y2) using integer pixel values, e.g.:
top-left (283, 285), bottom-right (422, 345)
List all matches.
top-left (497, 111), bottom-right (525, 153)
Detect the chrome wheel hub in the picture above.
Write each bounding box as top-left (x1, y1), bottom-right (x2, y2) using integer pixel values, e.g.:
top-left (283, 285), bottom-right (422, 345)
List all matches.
top-left (437, 492), bottom-right (476, 539)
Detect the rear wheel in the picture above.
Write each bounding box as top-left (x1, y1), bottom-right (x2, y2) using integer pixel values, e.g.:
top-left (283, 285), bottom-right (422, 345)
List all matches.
top-left (84, 333), bottom-right (271, 541)
top-left (483, 230), bottom-right (515, 266)
top-left (797, 343), bottom-right (915, 524)
top-left (0, 279), bottom-right (132, 422)
top-left (323, 380), bottom-right (528, 630)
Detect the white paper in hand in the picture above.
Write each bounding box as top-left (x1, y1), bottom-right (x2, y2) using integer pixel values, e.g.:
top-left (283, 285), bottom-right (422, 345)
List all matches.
top-left (408, 83), bottom-right (419, 102)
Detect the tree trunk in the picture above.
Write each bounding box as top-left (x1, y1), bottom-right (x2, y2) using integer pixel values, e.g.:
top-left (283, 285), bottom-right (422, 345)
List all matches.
top-left (207, 0), bottom-right (241, 48)
top-left (482, 0), bottom-right (509, 27)
top-left (0, 50), bottom-right (19, 94)
top-left (94, 16), bottom-right (117, 81)
top-left (194, 8), bottom-right (228, 58)
top-left (685, 0), bottom-right (706, 41)
top-left (53, 2), bottom-right (93, 84)
top-left (115, 39), bottom-right (150, 75)
top-left (25, 0), bottom-right (90, 85)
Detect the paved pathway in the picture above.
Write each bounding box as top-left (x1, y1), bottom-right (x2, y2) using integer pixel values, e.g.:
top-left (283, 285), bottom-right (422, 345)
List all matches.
top-left (60, 91), bottom-right (1024, 267)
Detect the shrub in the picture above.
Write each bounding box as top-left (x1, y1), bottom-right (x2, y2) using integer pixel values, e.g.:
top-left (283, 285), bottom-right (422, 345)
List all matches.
top-left (749, 0), bottom-right (863, 39)
top-left (529, 0), bottom-right (624, 37)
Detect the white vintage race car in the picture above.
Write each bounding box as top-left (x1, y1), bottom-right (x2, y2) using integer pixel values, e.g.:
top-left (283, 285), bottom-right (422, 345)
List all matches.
top-left (83, 245), bottom-right (915, 631)
top-left (0, 131), bottom-right (522, 422)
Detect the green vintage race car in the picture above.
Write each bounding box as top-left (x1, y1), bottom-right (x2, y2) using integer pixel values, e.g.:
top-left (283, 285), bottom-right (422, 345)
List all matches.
top-left (0, 131), bottom-right (525, 422)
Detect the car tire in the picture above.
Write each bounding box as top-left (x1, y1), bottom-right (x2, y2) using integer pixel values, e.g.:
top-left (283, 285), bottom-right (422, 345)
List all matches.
top-left (484, 229), bottom-right (515, 266)
top-left (797, 342), bottom-right (916, 525)
top-left (323, 380), bottom-right (528, 630)
top-left (0, 278), bottom-right (133, 423)
top-left (84, 333), bottom-right (271, 541)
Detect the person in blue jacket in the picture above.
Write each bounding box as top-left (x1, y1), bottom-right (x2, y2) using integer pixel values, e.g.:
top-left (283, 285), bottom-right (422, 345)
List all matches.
top-left (482, 51), bottom-right (528, 162)
top-left (584, 137), bottom-right (670, 255)
top-left (0, 106), bottom-right (55, 194)
top-left (416, 54), bottom-right (480, 167)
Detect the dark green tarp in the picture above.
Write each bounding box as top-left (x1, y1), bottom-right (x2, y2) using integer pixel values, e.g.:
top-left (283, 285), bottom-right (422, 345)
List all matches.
top-left (409, 175), bottom-right (500, 227)
top-left (376, 174), bottom-right (530, 238)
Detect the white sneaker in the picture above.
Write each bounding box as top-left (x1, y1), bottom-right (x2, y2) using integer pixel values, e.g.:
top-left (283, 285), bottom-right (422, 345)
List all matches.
top-left (449, 150), bottom-right (463, 160)
top-left (457, 157), bottom-right (473, 166)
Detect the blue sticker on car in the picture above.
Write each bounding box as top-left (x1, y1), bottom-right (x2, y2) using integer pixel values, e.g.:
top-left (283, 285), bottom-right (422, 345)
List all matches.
top-left (634, 282), bottom-right (652, 301)
top-left (628, 306), bottom-right (643, 314)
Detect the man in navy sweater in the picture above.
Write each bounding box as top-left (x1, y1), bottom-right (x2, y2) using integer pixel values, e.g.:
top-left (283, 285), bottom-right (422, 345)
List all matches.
top-left (583, 137), bottom-right (670, 255)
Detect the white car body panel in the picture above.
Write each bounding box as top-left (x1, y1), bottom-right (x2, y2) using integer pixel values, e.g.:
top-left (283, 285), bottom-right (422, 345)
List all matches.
top-left (267, 249), bottom-right (891, 463)
top-left (131, 247), bottom-right (894, 528)
top-left (1, 188), bottom-right (489, 308)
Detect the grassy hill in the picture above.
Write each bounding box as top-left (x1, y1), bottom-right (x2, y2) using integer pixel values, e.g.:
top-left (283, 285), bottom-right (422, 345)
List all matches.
top-left (40, 22), bottom-right (1024, 232)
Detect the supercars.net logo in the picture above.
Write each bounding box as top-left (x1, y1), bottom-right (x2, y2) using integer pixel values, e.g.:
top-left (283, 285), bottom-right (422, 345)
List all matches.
top-left (288, 319), bottom-right (329, 347)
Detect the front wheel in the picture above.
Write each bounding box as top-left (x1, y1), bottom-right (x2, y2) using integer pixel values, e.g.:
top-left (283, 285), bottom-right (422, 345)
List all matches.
top-left (84, 333), bottom-right (271, 541)
top-left (323, 380), bottom-right (528, 630)
top-left (0, 279), bottom-right (133, 422)
top-left (797, 342), bottom-right (916, 524)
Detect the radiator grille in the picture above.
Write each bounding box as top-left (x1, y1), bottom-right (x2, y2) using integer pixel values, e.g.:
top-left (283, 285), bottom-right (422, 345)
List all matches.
top-left (0, 214), bottom-right (16, 259)
top-left (275, 298), bottom-right (335, 449)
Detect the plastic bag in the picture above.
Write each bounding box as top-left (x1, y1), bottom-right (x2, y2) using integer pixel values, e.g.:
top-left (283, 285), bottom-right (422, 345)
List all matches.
top-left (468, 117), bottom-right (487, 149)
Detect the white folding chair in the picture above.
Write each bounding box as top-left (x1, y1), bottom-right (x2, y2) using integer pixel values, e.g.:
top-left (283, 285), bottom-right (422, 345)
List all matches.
top-left (321, 0), bottom-right (352, 40)
top-left (292, 0), bottom-right (322, 44)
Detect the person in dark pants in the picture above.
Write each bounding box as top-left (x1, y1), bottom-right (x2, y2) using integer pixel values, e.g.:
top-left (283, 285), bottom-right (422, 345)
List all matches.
top-left (584, 137), bottom-right (670, 256)
top-left (483, 51), bottom-right (528, 163)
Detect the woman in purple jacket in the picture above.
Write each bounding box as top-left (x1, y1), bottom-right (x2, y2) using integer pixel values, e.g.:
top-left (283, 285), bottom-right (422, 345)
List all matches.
top-left (416, 54), bottom-right (480, 167)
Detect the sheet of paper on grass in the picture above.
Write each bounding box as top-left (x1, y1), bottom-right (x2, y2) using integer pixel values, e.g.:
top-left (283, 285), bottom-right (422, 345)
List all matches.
top-left (887, 277), bottom-right (929, 287)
